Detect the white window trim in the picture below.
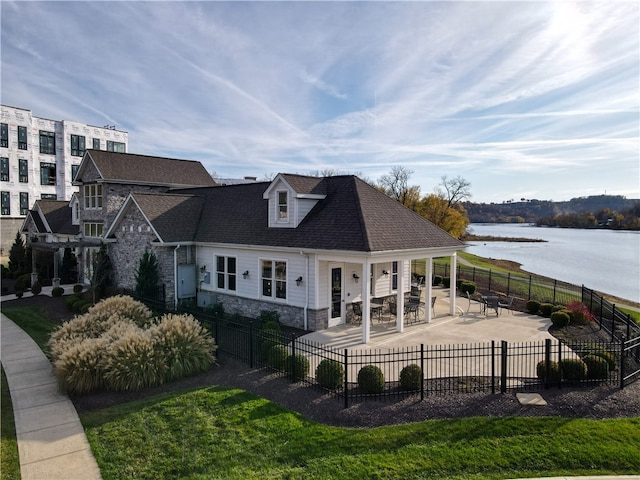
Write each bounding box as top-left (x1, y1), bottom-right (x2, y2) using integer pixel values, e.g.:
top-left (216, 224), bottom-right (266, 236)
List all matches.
top-left (83, 222), bottom-right (103, 238)
top-left (215, 255), bottom-right (237, 293)
top-left (260, 258), bottom-right (287, 301)
top-left (276, 190), bottom-right (289, 223)
top-left (83, 184), bottom-right (103, 209)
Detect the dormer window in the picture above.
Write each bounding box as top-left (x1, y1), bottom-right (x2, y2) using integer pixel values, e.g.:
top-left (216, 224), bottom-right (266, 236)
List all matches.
top-left (277, 191), bottom-right (288, 221)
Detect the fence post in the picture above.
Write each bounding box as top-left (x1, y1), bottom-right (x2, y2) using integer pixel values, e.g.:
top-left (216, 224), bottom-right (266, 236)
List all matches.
top-left (420, 343), bottom-right (424, 402)
top-left (249, 321), bottom-right (254, 368)
top-left (611, 305), bottom-right (616, 341)
top-left (344, 349), bottom-right (349, 409)
top-left (544, 339), bottom-right (551, 389)
top-left (500, 340), bottom-right (508, 394)
top-left (557, 340), bottom-right (563, 389)
top-left (528, 275), bottom-right (532, 301)
top-left (553, 280), bottom-right (557, 304)
top-left (507, 273), bottom-right (511, 296)
top-left (472, 267), bottom-right (476, 282)
top-left (620, 336), bottom-right (626, 390)
top-left (290, 333), bottom-right (297, 382)
top-left (488, 270), bottom-right (492, 292)
top-left (491, 340), bottom-right (496, 394)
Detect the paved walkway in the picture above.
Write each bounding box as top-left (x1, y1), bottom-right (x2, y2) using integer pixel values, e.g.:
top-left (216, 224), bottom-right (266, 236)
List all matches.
top-left (1, 286), bottom-right (102, 480)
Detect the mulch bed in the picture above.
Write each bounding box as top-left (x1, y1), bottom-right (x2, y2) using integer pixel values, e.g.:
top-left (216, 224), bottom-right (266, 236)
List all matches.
top-left (3, 294), bottom-right (640, 427)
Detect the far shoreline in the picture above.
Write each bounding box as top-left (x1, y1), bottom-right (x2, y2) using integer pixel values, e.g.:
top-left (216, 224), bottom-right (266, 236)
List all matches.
top-left (461, 233), bottom-right (546, 243)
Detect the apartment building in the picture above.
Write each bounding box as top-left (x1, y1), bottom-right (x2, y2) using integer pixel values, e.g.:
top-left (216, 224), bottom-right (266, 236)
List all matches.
top-left (0, 105), bottom-right (128, 253)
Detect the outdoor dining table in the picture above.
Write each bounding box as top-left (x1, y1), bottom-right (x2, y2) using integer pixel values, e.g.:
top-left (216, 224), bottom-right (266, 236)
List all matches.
top-left (481, 295), bottom-right (500, 316)
top-left (404, 297), bottom-right (425, 323)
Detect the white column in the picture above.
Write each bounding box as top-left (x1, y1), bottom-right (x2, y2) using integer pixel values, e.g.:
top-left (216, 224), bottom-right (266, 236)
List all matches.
top-left (450, 252), bottom-right (458, 316)
top-left (426, 257), bottom-right (433, 323)
top-left (396, 259), bottom-right (405, 333)
top-left (362, 261), bottom-right (371, 344)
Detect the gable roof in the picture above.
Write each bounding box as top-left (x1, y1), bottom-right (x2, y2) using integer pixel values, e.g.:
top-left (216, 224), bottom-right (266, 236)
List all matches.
top-left (75, 150), bottom-right (217, 188)
top-left (106, 192), bottom-right (204, 243)
top-left (24, 200), bottom-right (77, 235)
top-left (175, 175), bottom-right (463, 253)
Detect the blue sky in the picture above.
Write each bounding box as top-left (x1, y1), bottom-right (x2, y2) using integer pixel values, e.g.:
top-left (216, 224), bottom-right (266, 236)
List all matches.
top-left (1, 1), bottom-right (638, 203)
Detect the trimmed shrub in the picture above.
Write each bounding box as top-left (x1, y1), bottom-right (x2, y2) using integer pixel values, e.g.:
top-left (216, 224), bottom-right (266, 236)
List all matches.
top-left (583, 354), bottom-right (609, 380)
top-left (536, 360), bottom-right (561, 382)
top-left (550, 310), bottom-right (571, 328)
top-left (73, 284), bottom-right (84, 293)
top-left (560, 358), bottom-right (588, 381)
top-left (15, 290), bottom-right (23, 298)
top-left (591, 350), bottom-right (617, 371)
top-left (551, 305), bottom-right (566, 313)
top-left (30, 281), bottom-right (42, 295)
top-left (286, 353), bottom-right (310, 381)
top-left (51, 286), bottom-right (64, 297)
top-left (458, 280), bottom-right (477, 295)
top-left (432, 275), bottom-right (442, 286)
top-left (442, 277), bottom-right (451, 288)
top-left (315, 359), bottom-right (344, 390)
top-left (72, 299), bottom-right (86, 314)
top-left (260, 322), bottom-right (283, 358)
top-left (149, 313), bottom-right (216, 383)
top-left (539, 303), bottom-right (554, 317)
top-left (525, 300), bottom-right (540, 315)
top-left (267, 345), bottom-right (290, 371)
top-left (65, 294), bottom-right (80, 310)
top-left (357, 365), bottom-right (385, 394)
top-left (565, 301), bottom-right (595, 325)
top-left (15, 273), bottom-right (31, 292)
top-left (258, 310), bottom-right (281, 326)
top-left (399, 364), bottom-right (423, 391)
top-left (81, 303), bottom-right (92, 314)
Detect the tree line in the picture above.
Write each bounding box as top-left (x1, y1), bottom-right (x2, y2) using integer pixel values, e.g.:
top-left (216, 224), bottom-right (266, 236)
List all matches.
top-left (536, 202), bottom-right (640, 230)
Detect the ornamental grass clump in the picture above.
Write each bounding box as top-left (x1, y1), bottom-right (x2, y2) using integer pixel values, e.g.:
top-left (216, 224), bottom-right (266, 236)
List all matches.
top-left (104, 330), bottom-right (166, 392)
top-left (53, 337), bottom-right (108, 394)
top-left (149, 313), bottom-right (217, 383)
top-left (49, 295), bottom-right (216, 395)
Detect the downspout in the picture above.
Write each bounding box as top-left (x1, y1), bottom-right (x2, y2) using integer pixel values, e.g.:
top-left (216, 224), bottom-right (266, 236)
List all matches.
top-left (300, 251), bottom-right (309, 330)
top-left (174, 245), bottom-right (181, 310)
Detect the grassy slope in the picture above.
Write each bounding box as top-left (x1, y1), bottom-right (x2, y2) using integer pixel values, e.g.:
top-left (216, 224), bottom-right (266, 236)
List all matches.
top-left (82, 386), bottom-right (640, 480)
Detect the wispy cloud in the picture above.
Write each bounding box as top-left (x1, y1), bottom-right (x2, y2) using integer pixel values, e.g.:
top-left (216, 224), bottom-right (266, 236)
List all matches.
top-left (1, 1), bottom-right (637, 201)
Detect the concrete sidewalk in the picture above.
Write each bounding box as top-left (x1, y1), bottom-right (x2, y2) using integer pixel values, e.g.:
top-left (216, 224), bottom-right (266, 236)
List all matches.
top-left (1, 311), bottom-right (102, 479)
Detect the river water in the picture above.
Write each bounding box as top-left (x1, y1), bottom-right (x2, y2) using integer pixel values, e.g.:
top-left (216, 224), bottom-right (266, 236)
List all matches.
top-left (465, 223), bottom-right (640, 303)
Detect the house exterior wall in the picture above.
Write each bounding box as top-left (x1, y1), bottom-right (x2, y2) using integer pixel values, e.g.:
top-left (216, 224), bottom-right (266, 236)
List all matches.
top-left (0, 105), bottom-right (127, 253)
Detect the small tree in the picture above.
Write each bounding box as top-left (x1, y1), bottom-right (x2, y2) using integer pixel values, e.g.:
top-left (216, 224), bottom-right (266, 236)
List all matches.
top-left (91, 243), bottom-right (112, 303)
top-left (8, 231), bottom-right (27, 274)
top-left (59, 248), bottom-right (78, 284)
top-left (135, 249), bottom-right (160, 299)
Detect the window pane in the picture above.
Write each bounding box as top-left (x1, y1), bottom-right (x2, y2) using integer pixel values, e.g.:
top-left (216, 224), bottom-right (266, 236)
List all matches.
top-left (19, 159), bottom-right (28, 183)
top-left (0, 124), bottom-right (7, 148)
top-left (228, 274), bottom-right (236, 291)
top-left (93, 138), bottom-right (100, 149)
top-left (227, 257), bottom-right (236, 274)
top-left (39, 131), bottom-right (55, 155)
top-left (262, 279), bottom-right (272, 297)
top-left (261, 260), bottom-right (272, 279)
top-left (40, 163), bottom-right (56, 185)
top-left (1, 158), bottom-right (8, 181)
top-left (20, 192), bottom-right (28, 215)
top-left (71, 164), bottom-right (79, 181)
top-left (216, 256), bottom-right (225, 272)
top-left (1, 191), bottom-right (9, 215)
top-left (18, 126), bottom-right (28, 150)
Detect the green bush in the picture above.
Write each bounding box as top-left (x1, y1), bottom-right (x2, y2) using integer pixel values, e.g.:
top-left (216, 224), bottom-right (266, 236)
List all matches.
top-left (81, 303), bottom-right (92, 314)
top-left (358, 365), bottom-right (385, 394)
top-left (551, 305), bottom-right (566, 313)
top-left (560, 358), bottom-right (588, 381)
top-left (539, 303), bottom-right (554, 317)
top-left (536, 360), bottom-right (561, 382)
top-left (286, 353), bottom-right (310, 381)
top-left (52, 286), bottom-right (64, 297)
top-left (590, 350), bottom-right (617, 371)
top-left (399, 364), bottom-right (423, 391)
top-left (550, 310), bottom-right (571, 328)
top-left (315, 359), bottom-right (344, 390)
top-left (267, 345), bottom-right (290, 371)
top-left (73, 284), bottom-right (84, 293)
top-left (525, 300), bottom-right (540, 314)
top-left (30, 281), bottom-right (42, 295)
top-left (72, 299), bottom-right (87, 314)
top-left (583, 355), bottom-right (609, 380)
top-left (15, 290), bottom-right (23, 298)
top-left (260, 323), bottom-right (283, 358)
top-left (432, 275), bottom-right (442, 286)
top-left (258, 310), bottom-right (280, 325)
top-left (65, 294), bottom-right (80, 310)
top-left (442, 277), bottom-right (451, 288)
top-left (458, 280), bottom-right (477, 295)
top-left (15, 273), bottom-right (31, 292)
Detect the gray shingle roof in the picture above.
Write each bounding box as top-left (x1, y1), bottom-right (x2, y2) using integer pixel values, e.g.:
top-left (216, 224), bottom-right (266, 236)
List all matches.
top-left (129, 193), bottom-right (204, 243)
top-left (36, 200), bottom-right (78, 235)
top-left (85, 150), bottom-right (216, 188)
top-left (166, 175), bottom-right (464, 252)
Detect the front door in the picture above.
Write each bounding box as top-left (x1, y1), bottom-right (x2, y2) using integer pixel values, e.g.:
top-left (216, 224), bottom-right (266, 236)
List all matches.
top-left (329, 264), bottom-right (344, 327)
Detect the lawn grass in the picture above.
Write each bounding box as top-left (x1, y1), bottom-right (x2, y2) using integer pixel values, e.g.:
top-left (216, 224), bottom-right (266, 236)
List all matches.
top-left (1, 307), bottom-right (56, 352)
top-left (82, 385), bottom-right (640, 480)
top-left (1, 367), bottom-right (20, 480)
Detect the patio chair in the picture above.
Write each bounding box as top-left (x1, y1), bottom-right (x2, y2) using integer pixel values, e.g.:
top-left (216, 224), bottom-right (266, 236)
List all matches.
top-left (431, 296), bottom-right (436, 317)
top-left (484, 296), bottom-right (500, 317)
top-left (465, 291), bottom-right (484, 313)
top-left (352, 302), bottom-right (362, 324)
top-left (498, 296), bottom-right (515, 314)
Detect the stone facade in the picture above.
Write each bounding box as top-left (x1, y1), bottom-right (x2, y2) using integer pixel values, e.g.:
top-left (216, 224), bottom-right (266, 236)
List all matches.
top-left (206, 290), bottom-right (329, 331)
